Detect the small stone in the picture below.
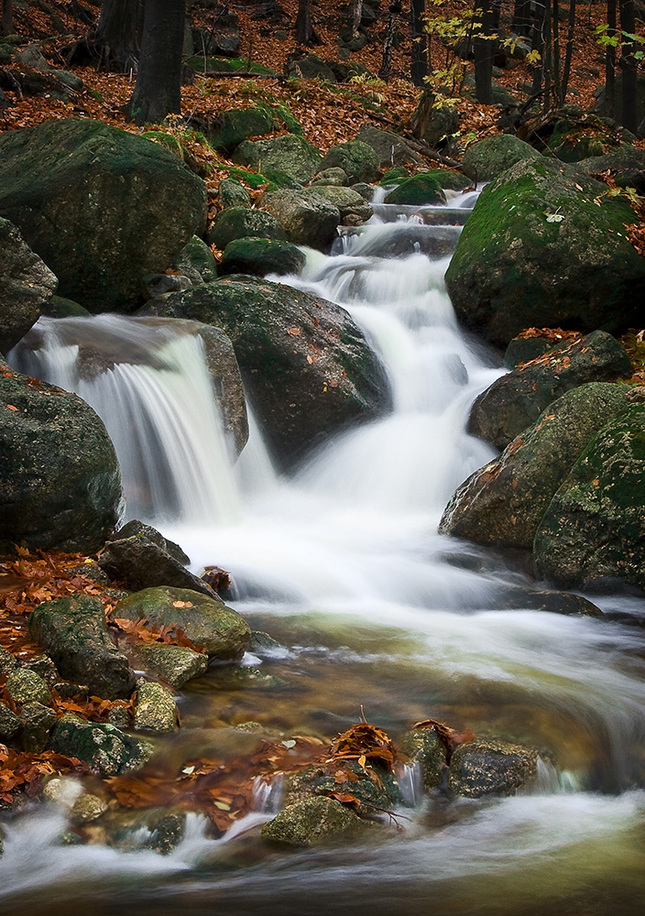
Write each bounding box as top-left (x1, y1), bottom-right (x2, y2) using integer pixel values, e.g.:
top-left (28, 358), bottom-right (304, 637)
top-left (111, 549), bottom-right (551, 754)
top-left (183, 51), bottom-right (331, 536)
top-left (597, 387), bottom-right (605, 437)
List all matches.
top-left (0, 647), bottom-right (17, 675)
top-left (53, 682), bottom-right (89, 700)
top-left (49, 713), bottom-right (153, 776)
top-left (261, 796), bottom-right (373, 847)
top-left (0, 701), bottom-right (21, 739)
top-left (134, 682), bottom-right (179, 733)
top-left (71, 793), bottom-right (108, 823)
top-left (135, 644), bottom-right (208, 689)
top-left (5, 668), bottom-right (51, 706)
top-left (24, 655), bottom-right (59, 687)
top-left (107, 706), bottom-right (132, 729)
top-left (449, 738), bottom-right (538, 798)
top-left (41, 776), bottom-right (83, 808)
top-left (147, 812), bottom-right (186, 854)
top-left (20, 701), bottom-right (57, 752)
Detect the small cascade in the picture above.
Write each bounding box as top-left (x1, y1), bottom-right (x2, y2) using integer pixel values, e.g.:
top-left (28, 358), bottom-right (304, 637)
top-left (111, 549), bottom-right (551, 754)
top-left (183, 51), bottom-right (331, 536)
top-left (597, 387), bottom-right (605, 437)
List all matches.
top-left (9, 315), bottom-right (241, 527)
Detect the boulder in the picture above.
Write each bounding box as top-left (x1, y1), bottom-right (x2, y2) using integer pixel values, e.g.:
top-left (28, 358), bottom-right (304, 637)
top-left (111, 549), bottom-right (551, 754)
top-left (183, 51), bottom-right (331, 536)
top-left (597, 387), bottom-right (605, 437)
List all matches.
top-left (317, 141), bottom-right (380, 184)
top-left (132, 644), bottom-right (208, 689)
top-left (305, 185), bottom-right (373, 223)
top-left (133, 682), bottom-right (178, 732)
top-left (108, 520), bottom-right (190, 565)
top-left (503, 334), bottom-right (555, 369)
top-left (170, 235), bottom-right (218, 284)
top-left (257, 189), bottom-right (340, 250)
top-left (462, 135), bottom-right (541, 182)
top-left (309, 167), bottom-right (348, 187)
top-left (140, 277), bottom-right (392, 466)
top-left (219, 238), bottom-right (307, 277)
top-left (0, 366), bottom-right (122, 554)
top-left (0, 119), bottom-right (207, 312)
top-left (445, 158), bottom-right (645, 347)
top-left (233, 134), bottom-right (322, 184)
top-left (449, 739), bottom-right (538, 797)
top-left (412, 99), bottom-right (459, 150)
top-left (286, 53), bottom-right (337, 82)
top-left (468, 331), bottom-right (632, 450)
top-left (577, 145), bottom-right (645, 194)
top-left (534, 403), bottom-right (645, 591)
top-left (260, 796), bottom-right (373, 847)
top-left (49, 713), bottom-right (153, 776)
top-left (218, 178), bottom-right (252, 209)
top-left (209, 106), bottom-right (275, 152)
top-left (0, 217), bottom-right (57, 354)
top-left (0, 702), bottom-right (21, 740)
top-left (5, 668), bottom-right (51, 706)
top-left (29, 595), bottom-right (137, 700)
top-left (20, 701), bottom-right (57, 752)
top-left (398, 728), bottom-right (447, 791)
top-left (384, 173), bottom-right (446, 206)
top-left (207, 206), bottom-right (287, 250)
top-left (114, 586), bottom-right (251, 661)
top-left (355, 124), bottom-right (423, 169)
top-left (441, 383), bottom-right (639, 549)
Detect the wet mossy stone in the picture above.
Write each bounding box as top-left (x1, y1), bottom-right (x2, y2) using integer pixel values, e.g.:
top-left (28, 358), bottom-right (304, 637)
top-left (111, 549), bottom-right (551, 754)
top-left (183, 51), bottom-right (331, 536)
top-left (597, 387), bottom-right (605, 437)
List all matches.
top-left (534, 403), bottom-right (645, 592)
top-left (49, 713), bottom-right (153, 776)
top-left (133, 682), bottom-right (178, 733)
top-left (141, 277), bottom-right (392, 467)
top-left (446, 158), bottom-right (645, 347)
top-left (318, 141), bottom-right (380, 184)
top-left (41, 295), bottom-right (90, 319)
top-left (220, 238), bottom-right (306, 277)
top-left (114, 586), bottom-right (251, 661)
top-left (261, 796), bottom-right (373, 847)
top-left (207, 207), bottom-right (286, 250)
top-left (171, 235), bottom-right (218, 284)
top-left (107, 520), bottom-right (190, 566)
top-left (284, 761), bottom-right (402, 811)
top-left (0, 217), bottom-right (57, 354)
top-left (0, 367), bottom-right (122, 554)
top-left (449, 739), bottom-right (538, 798)
top-left (441, 382), bottom-right (639, 550)
top-left (232, 134), bottom-right (322, 184)
top-left (503, 335), bottom-right (554, 369)
top-left (5, 668), bottom-right (51, 706)
top-left (380, 167), bottom-right (409, 186)
top-left (29, 595), bottom-right (136, 700)
top-left (209, 107), bottom-right (274, 152)
top-left (397, 728), bottom-right (447, 791)
top-left (133, 644), bottom-right (208, 689)
top-left (462, 134), bottom-right (541, 182)
top-left (356, 124), bottom-right (423, 170)
top-left (384, 172), bottom-right (446, 206)
top-left (468, 331), bottom-right (632, 450)
top-left (306, 185), bottom-right (372, 223)
top-left (218, 178), bottom-right (252, 210)
top-left (0, 120), bottom-right (207, 313)
top-left (257, 188), bottom-right (340, 251)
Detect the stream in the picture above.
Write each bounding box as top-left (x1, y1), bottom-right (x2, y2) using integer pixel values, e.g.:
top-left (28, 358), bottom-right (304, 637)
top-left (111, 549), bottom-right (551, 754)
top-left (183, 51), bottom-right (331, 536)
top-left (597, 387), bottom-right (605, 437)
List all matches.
top-left (2, 190), bottom-right (644, 916)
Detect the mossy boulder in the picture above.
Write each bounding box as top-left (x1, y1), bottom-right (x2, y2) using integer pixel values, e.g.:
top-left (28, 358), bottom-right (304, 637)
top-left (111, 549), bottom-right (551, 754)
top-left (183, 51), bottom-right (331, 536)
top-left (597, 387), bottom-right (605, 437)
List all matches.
top-left (257, 188), bottom-right (341, 250)
top-left (49, 714), bottom-right (153, 776)
top-left (233, 134), bottom-right (322, 184)
top-left (261, 796), bottom-right (373, 847)
top-left (114, 586), bottom-right (251, 661)
top-left (133, 682), bottom-right (178, 733)
top-left (0, 119), bottom-right (207, 312)
top-left (5, 668), bottom-right (51, 706)
top-left (534, 403), bottom-right (645, 591)
top-left (468, 331), bottom-right (632, 450)
top-left (449, 739), bottom-right (538, 798)
top-left (140, 277), bottom-right (392, 466)
top-left (209, 107), bottom-right (275, 152)
top-left (0, 217), bottom-right (57, 354)
top-left (317, 141), bottom-right (380, 184)
top-left (445, 159), bottom-right (645, 347)
top-left (207, 206), bottom-right (286, 250)
top-left (462, 134), bottom-right (541, 182)
top-left (218, 178), bottom-right (252, 210)
top-left (306, 185), bottom-right (373, 223)
top-left (355, 124), bottom-right (423, 169)
top-left (0, 366), bottom-right (122, 554)
top-left (284, 761), bottom-right (402, 811)
top-left (384, 172), bottom-right (446, 206)
top-left (441, 383), bottom-right (641, 549)
top-left (133, 644), bottom-right (208, 689)
top-left (29, 595), bottom-right (136, 700)
top-left (219, 238), bottom-right (306, 277)
top-left (171, 235), bottom-right (218, 284)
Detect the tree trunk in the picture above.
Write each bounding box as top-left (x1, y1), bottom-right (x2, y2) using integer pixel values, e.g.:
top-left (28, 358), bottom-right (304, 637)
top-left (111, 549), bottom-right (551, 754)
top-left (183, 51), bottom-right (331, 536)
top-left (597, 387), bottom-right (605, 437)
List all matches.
top-left (529, 1), bottom-right (546, 95)
top-left (296, 0), bottom-right (315, 45)
top-left (2, 0), bottom-right (13, 35)
top-left (95, 0), bottom-right (142, 72)
top-left (379, 11), bottom-right (396, 82)
top-left (512, 0), bottom-right (532, 37)
top-left (605, 0), bottom-right (617, 118)
top-left (349, 0), bottom-right (363, 39)
top-left (128, 0), bottom-right (185, 126)
top-left (474, 0), bottom-right (494, 105)
top-left (559, 0), bottom-right (576, 103)
top-left (410, 0), bottom-right (427, 87)
top-left (619, 0), bottom-right (638, 133)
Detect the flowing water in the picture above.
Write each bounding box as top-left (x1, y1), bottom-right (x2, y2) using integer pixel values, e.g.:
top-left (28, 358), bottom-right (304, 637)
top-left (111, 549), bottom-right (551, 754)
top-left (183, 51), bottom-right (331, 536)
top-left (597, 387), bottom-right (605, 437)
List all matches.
top-left (3, 193), bottom-right (644, 916)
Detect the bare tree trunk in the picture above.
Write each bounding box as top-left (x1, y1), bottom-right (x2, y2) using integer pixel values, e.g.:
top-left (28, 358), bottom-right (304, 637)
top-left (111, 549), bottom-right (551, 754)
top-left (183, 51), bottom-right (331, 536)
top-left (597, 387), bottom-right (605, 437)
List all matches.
top-left (379, 9), bottom-right (396, 82)
top-left (605, 0), bottom-right (617, 118)
top-left (560, 0), bottom-right (577, 103)
top-left (474, 0), bottom-right (494, 105)
top-left (619, 0), bottom-right (637, 133)
top-left (552, 0), bottom-right (561, 102)
top-left (128, 0), bottom-right (185, 126)
top-left (529, 1), bottom-right (546, 95)
top-left (410, 0), bottom-right (427, 87)
top-left (95, 0), bottom-right (142, 72)
top-left (350, 0), bottom-right (363, 39)
top-left (2, 0), bottom-right (13, 35)
top-left (296, 0), bottom-right (316, 45)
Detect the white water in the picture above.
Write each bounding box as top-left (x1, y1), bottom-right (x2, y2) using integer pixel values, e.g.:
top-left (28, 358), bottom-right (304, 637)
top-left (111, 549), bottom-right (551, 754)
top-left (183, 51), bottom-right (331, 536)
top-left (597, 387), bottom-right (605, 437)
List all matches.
top-left (3, 196), bottom-right (644, 915)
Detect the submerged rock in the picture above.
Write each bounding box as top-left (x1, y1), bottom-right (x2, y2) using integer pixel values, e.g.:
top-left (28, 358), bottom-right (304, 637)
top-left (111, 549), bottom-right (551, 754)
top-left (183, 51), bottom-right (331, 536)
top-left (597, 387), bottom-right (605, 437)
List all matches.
top-left (261, 796), bottom-right (373, 847)
top-left (449, 739), bottom-right (538, 798)
top-left (398, 728), bottom-right (447, 791)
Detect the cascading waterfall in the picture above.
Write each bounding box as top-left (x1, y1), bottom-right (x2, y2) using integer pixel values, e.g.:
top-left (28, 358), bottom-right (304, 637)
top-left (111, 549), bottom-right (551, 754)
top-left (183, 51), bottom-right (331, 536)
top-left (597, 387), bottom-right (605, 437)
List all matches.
top-left (1, 192), bottom-right (643, 916)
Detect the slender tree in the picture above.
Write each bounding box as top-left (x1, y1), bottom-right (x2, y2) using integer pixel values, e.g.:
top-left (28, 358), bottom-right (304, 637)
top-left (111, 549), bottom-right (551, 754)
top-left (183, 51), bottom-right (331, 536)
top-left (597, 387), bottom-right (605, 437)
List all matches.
top-left (127, 0), bottom-right (185, 126)
top-left (2, 0), bottom-right (13, 35)
top-left (605, 0), bottom-right (617, 117)
top-left (349, 0), bottom-right (363, 40)
top-left (95, 0), bottom-right (142, 72)
top-left (560, 0), bottom-right (577, 103)
top-left (619, 0), bottom-right (638, 133)
top-left (379, 1), bottom-right (400, 82)
top-left (473, 0), bottom-right (495, 104)
top-left (411, 0), bottom-right (428, 86)
top-left (296, 0), bottom-right (317, 45)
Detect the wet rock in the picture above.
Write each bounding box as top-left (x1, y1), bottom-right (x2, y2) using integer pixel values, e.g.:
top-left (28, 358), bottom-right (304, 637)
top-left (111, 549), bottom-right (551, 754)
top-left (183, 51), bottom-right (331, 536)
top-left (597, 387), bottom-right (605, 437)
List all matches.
top-left (5, 668), bottom-right (51, 706)
top-left (0, 647), bottom-right (17, 675)
top-left (355, 124), bottom-right (423, 170)
top-left (442, 383), bottom-right (638, 548)
top-left (207, 206), bottom-right (286, 250)
top-left (0, 702), bottom-right (21, 739)
top-left (449, 739), bottom-right (538, 797)
top-left (29, 595), bottom-right (136, 700)
top-left (384, 172), bottom-right (446, 206)
top-left (261, 796), bottom-right (374, 847)
top-left (233, 134), bottom-right (322, 184)
top-left (49, 713), bottom-right (153, 776)
top-left (108, 521), bottom-right (190, 565)
top-left (535, 403), bottom-right (645, 592)
top-left (219, 238), bottom-right (306, 277)
top-left (398, 728), bottom-right (447, 791)
top-left (462, 134), bottom-right (541, 181)
top-left (133, 682), bottom-right (179, 733)
top-left (0, 366), bottom-right (122, 554)
top-left (114, 586), bottom-right (251, 661)
top-left (0, 216), bottom-right (57, 354)
top-left (133, 644), bottom-right (208, 689)
top-left (99, 535), bottom-right (218, 599)
top-left (503, 335), bottom-right (554, 369)
top-left (306, 185), bottom-right (373, 223)
top-left (171, 235), bottom-right (219, 284)
top-left (257, 188), bottom-right (340, 250)
top-left (218, 178), bottom-right (252, 210)
top-left (146, 812), bottom-right (186, 854)
top-left (496, 586), bottom-right (603, 617)
top-left (71, 793), bottom-right (108, 823)
top-left (317, 141), bottom-right (380, 184)
top-left (284, 760), bottom-right (401, 811)
top-left (209, 107), bottom-right (274, 152)
top-left (20, 701), bottom-right (57, 752)
top-left (468, 332), bottom-right (632, 450)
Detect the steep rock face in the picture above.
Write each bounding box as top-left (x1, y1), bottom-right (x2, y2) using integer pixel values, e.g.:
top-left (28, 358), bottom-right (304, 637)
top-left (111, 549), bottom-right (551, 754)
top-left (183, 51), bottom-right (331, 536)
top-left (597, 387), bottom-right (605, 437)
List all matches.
top-left (445, 158), bottom-right (645, 347)
top-left (0, 365), bottom-right (121, 553)
top-left (141, 277), bottom-right (392, 467)
top-left (534, 403), bottom-right (645, 592)
top-left (0, 119), bottom-right (207, 312)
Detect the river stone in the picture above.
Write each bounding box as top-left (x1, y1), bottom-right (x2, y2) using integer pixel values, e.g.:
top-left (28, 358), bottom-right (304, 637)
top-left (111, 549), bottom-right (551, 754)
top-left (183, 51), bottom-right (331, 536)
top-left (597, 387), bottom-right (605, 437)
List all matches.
top-left (49, 713), bottom-right (153, 776)
top-left (355, 124), bottom-right (423, 170)
top-left (305, 185), bottom-right (373, 223)
top-left (496, 586), bottom-right (604, 617)
top-left (133, 644), bottom-right (208, 688)
top-left (446, 159), bottom-right (645, 347)
top-left (108, 521), bottom-right (190, 566)
top-left (141, 277), bottom-right (392, 466)
top-left (0, 217), bottom-right (58, 354)
top-left (0, 701), bottom-right (21, 739)
top-left (534, 403), bottom-right (645, 592)
top-left (207, 207), bottom-right (286, 250)
top-left (133, 682), bottom-right (178, 732)
top-left (468, 332), bottom-right (632, 450)
top-left (20, 701), bottom-right (57, 752)
top-left (0, 366), bottom-right (121, 555)
top-left (0, 646), bottom-right (17, 675)
top-left (71, 793), bottom-right (108, 823)
top-left (0, 120), bottom-right (207, 313)
top-left (384, 173), bottom-right (446, 206)
top-left (449, 739), bottom-right (538, 798)
top-left (309, 167), bottom-right (348, 187)
top-left (317, 141), bottom-right (380, 184)
top-left (5, 668), bottom-right (51, 706)
top-left (284, 760), bottom-right (401, 811)
top-left (114, 586), bottom-right (251, 661)
top-left (462, 135), bottom-right (542, 182)
top-left (29, 595), bottom-right (136, 700)
top-left (219, 238), bottom-right (307, 277)
top-left (171, 235), bottom-right (218, 284)
top-left (257, 188), bottom-right (341, 251)
top-left (441, 383), bottom-right (639, 549)
top-left (209, 107), bottom-right (274, 152)
top-left (233, 134), bottom-right (322, 184)
top-left (503, 335), bottom-right (555, 369)
top-left (42, 295), bottom-right (90, 318)
top-left (218, 178), bottom-right (252, 210)
top-left (99, 535), bottom-right (219, 599)
top-left (261, 796), bottom-right (373, 847)
top-left (398, 728), bottom-right (447, 791)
